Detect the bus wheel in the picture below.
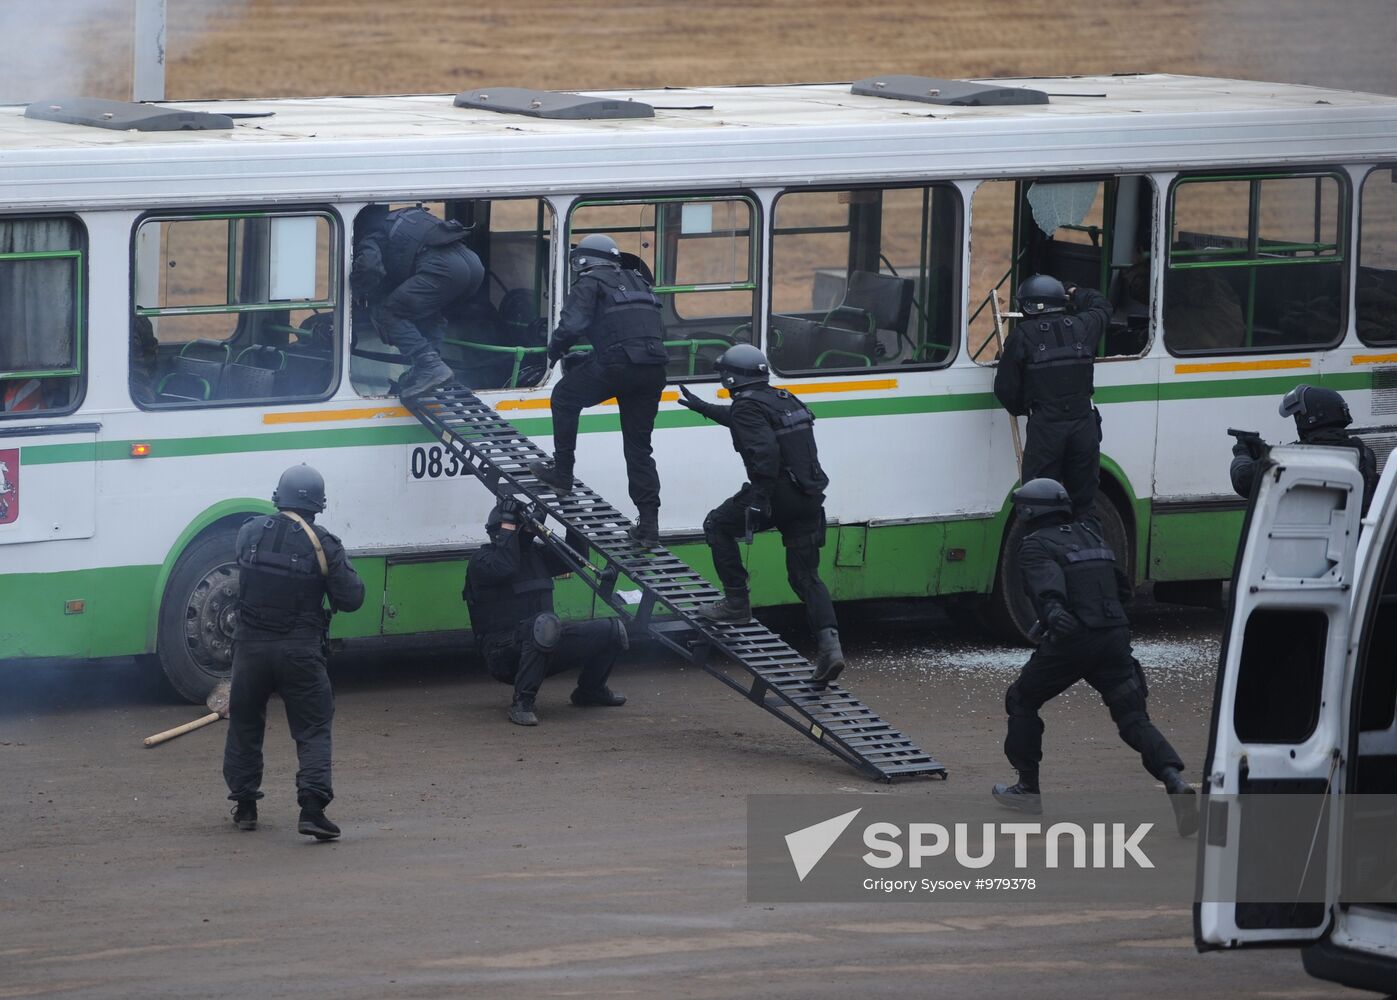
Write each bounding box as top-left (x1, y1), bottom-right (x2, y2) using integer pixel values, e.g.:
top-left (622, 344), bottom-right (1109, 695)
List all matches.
top-left (156, 528), bottom-right (241, 704)
top-left (978, 493), bottom-right (1131, 646)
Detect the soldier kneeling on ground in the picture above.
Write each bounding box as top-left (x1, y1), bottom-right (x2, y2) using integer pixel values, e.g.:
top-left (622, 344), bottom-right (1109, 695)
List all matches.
top-left (463, 498), bottom-right (629, 726)
top-left (992, 478), bottom-right (1198, 838)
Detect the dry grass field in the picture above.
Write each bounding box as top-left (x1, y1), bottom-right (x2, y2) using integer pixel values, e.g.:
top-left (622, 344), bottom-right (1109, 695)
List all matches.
top-left (4, 0), bottom-right (1394, 104)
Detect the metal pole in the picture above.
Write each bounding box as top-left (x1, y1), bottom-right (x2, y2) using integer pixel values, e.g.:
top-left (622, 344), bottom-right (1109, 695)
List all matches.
top-left (133, 0), bottom-right (166, 102)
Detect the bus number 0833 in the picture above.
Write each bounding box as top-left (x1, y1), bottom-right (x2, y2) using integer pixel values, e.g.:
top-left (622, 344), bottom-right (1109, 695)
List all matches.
top-left (408, 445), bottom-right (468, 481)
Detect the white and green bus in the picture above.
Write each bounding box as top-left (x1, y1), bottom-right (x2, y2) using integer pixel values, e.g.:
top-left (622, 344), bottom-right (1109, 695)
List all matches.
top-left (2, 74), bottom-right (1394, 701)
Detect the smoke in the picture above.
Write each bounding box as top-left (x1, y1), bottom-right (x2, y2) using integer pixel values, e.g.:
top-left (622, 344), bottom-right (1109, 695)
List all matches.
top-left (0, 0), bottom-right (248, 105)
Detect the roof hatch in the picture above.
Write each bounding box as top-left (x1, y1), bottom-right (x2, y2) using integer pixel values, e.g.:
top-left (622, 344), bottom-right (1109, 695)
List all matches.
top-left (24, 97), bottom-right (233, 131)
top-left (454, 87), bottom-right (654, 120)
top-left (851, 75), bottom-right (1049, 107)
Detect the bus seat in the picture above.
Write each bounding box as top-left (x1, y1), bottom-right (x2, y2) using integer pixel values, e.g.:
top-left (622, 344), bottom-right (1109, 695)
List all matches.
top-left (224, 346), bottom-right (287, 398)
top-left (175, 340), bottom-right (230, 397)
top-left (156, 371), bottom-right (212, 403)
top-left (769, 315), bottom-right (820, 370)
top-left (822, 271), bottom-right (914, 340)
top-left (811, 324), bottom-right (876, 368)
top-left (283, 351), bottom-right (333, 396)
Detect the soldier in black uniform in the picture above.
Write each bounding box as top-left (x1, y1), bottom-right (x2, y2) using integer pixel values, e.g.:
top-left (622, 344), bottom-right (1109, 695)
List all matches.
top-left (677, 344), bottom-right (846, 689)
top-left (351, 204), bottom-right (485, 398)
top-left (529, 234), bottom-right (667, 547)
top-left (993, 274), bottom-right (1113, 520)
top-left (1230, 384), bottom-right (1378, 515)
top-left (464, 498), bottom-right (629, 726)
top-left (223, 465), bottom-right (365, 840)
top-left (991, 478), bottom-right (1198, 836)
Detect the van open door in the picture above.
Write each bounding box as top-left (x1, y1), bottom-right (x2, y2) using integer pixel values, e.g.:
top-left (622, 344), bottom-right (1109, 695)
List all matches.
top-left (1195, 443), bottom-right (1365, 950)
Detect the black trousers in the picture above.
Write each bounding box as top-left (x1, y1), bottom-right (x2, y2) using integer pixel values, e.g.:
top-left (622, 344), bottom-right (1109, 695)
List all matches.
top-left (1003, 626), bottom-right (1184, 782)
top-left (372, 243), bottom-right (483, 359)
top-left (704, 479), bottom-right (837, 634)
top-left (549, 358), bottom-right (665, 510)
top-left (1022, 407), bottom-right (1101, 519)
top-left (223, 639), bottom-right (335, 809)
top-left (480, 617), bottom-right (620, 703)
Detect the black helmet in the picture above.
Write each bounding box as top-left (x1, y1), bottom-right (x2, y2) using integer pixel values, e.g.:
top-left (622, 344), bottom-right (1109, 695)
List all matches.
top-left (1016, 274), bottom-right (1069, 315)
top-left (714, 344), bottom-right (770, 391)
top-left (569, 233), bottom-right (622, 273)
top-left (1012, 478), bottom-right (1072, 521)
top-left (1279, 384), bottom-right (1352, 434)
top-left (272, 464), bottom-right (327, 513)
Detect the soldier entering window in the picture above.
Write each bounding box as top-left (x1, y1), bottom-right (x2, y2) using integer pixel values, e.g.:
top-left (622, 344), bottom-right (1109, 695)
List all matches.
top-left (677, 345), bottom-right (846, 689)
top-left (530, 234), bottom-right (667, 548)
top-left (464, 498), bottom-right (629, 726)
top-left (992, 478), bottom-right (1198, 837)
top-left (223, 465), bottom-right (366, 840)
top-left (993, 275), bottom-right (1112, 519)
top-left (351, 204), bottom-right (485, 398)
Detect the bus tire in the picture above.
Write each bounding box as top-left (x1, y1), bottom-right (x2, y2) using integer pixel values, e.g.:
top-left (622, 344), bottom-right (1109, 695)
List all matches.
top-left (978, 493), bottom-right (1131, 646)
top-left (156, 527), bottom-right (242, 704)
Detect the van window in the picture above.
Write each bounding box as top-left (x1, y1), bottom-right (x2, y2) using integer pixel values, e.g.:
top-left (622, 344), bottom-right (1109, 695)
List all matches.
top-left (133, 211), bottom-right (338, 407)
top-left (970, 176), bottom-right (1154, 365)
top-left (1358, 165), bottom-right (1397, 345)
top-left (567, 196), bottom-right (757, 381)
top-left (1166, 172), bottom-right (1347, 355)
top-left (349, 198), bottom-right (554, 396)
top-left (1233, 608), bottom-right (1327, 743)
top-left (769, 185), bottom-right (959, 374)
top-left (0, 217), bottom-right (84, 418)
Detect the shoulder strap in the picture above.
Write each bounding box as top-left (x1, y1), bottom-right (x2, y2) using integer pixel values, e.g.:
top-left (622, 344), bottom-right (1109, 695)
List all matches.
top-left (281, 511), bottom-right (329, 577)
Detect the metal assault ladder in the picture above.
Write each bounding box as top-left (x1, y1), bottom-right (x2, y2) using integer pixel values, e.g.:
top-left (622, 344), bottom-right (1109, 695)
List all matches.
top-left (406, 385), bottom-right (947, 782)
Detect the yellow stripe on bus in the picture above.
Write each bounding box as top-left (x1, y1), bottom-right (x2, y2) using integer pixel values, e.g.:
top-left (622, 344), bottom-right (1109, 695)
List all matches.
top-left (718, 379), bottom-right (898, 399)
top-left (264, 405), bottom-right (408, 425)
top-left (1173, 359), bottom-right (1311, 375)
top-left (1353, 353), bottom-right (1397, 365)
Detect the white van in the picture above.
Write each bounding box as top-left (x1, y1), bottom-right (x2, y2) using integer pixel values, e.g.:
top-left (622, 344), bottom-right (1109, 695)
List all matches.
top-left (1195, 437), bottom-right (1397, 992)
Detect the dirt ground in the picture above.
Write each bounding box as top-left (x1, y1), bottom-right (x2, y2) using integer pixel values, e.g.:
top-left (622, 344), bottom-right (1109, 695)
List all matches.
top-left (0, 598), bottom-right (1382, 999)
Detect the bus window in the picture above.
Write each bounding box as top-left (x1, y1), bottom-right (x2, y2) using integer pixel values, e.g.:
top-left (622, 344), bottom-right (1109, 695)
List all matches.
top-left (769, 185), bottom-right (959, 374)
top-left (348, 198), bottom-right (553, 396)
top-left (1358, 165), bottom-right (1397, 346)
top-left (0, 217), bottom-right (84, 418)
top-left (1166, 171), bottom-right (1347, 355)
top-left (969, 176), bottom-right (1155, 365)
top-left (133, 211), bottom-right (338, 407)
top-left (567, 196), bottom-right (757, 381)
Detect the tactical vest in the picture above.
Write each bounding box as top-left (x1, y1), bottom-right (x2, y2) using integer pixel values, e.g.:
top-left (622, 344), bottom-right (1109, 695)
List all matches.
top-left (463, 546), bottom-right (557, 638)
top-left (736, 386), bottom-right (830, 495)
top-left (1019, 314), bottom-right (1095, 416)
top-left (585, 268), bottom-right (664, 363)
top-left (383, 208), bottom-right (467, 282)
top-left (1047, 521), bottom-right (1126, 630)
top-left (237, 514), bottom-right (328, 633)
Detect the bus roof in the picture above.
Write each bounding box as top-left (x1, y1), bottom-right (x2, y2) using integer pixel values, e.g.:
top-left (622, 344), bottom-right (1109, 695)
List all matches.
top-left (1, 74), bottom-right (1394, 207)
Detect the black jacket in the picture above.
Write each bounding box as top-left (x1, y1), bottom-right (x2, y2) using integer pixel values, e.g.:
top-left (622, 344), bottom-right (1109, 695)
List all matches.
top-left (1230, 429), bottom-right (1379, 515)
top-left (551, 266), bottom-right (665, 366)
top-left (235, 512), bottom-right (365, 641)
top-left (993, 287), bottom-right (1112, 418)
top-left (1019, 518), bottom-right (1132, 632)
top-left (463, 528), bottom-right (571, 640)
top-left (685, 383), bottom-right (829, 505)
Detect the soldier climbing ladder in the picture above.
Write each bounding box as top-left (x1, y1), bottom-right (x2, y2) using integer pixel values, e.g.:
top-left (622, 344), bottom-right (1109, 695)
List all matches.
top-left (405, 384), bottom-right (947, 782)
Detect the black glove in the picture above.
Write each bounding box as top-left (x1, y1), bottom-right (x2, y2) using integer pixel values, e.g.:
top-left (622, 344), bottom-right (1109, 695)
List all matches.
top-left (561, 351), bottom-right (588, 372)
top-left (677, 385), bottom-right (702, 411)
top-left (1046, 605), bottom-right (1083, 640)
top-left (547, 341), bottom-right (565, 364)
top-left (496, 497), bottom-right (522, 530)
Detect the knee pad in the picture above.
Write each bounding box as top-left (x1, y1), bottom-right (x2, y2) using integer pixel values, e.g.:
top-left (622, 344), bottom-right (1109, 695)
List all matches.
top-left (530, 612), bottom-right (562, 652)
top-left (1104, 678), bottom-right (1148, 730)
top-left (703, 511), bottom-right (726, 548)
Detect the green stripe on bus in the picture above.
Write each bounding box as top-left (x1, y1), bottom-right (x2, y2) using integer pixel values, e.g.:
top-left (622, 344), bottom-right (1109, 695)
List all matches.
top-left (16, 369), bottom-right (1375, 466)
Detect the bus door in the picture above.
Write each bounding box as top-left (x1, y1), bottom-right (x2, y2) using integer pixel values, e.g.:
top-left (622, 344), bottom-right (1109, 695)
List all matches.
top-left (1195, 443), bottom-right (1364, 949)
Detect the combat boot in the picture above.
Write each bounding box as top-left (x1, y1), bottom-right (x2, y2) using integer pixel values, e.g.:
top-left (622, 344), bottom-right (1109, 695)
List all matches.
top-left (508, 696), bottom-right (539, 727)
top-left (1161, 767), bottom-right (1199, 837)
top-left (297, 805), bottom-right (340, 841)
top-left (529, 459), bottom-right (574, 492)
top-left (699, 591), bottom-right (752, 623)
top-left (397, 352), bottom-right (455, 398)
top-left (810, 628), bottom-right (846, 689)
top-left (231, 800), bottom-right (258, 832)
top-left (570, 686), bottom-right (627, 707)
top-left (991, 773), bottom-right (1042, 815)
top-left (628, 506), bottom-right (660, 548)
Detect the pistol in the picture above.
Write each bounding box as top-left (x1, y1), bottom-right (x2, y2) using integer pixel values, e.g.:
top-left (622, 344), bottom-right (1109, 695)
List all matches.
top-left (1227, 427), bottom-right (1267, 460)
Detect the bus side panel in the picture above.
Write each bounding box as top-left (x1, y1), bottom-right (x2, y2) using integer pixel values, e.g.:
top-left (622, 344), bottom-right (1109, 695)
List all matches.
top-left (1149, 508), bottom-right (1247, 582)
top-left (0, 564), bottom-right (158, 659)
